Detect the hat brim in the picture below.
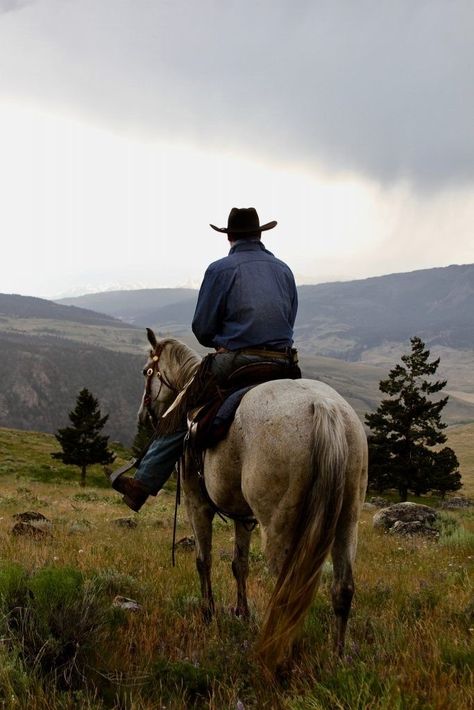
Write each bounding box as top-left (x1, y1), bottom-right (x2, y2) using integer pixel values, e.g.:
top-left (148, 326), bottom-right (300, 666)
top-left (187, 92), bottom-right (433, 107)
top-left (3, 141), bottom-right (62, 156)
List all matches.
top-left (210, 220), bottom-right (277, 233)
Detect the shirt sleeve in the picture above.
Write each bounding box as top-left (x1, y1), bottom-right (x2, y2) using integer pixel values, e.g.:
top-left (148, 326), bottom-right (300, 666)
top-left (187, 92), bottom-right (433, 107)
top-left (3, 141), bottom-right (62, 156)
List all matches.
top-left (192, 266), bottom-right (229, 348)
top-left (290, 273), bottom-right (298, 328)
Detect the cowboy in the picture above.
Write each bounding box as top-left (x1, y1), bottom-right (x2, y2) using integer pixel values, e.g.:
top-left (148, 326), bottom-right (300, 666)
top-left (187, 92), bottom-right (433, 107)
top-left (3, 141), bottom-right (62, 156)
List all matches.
top-left (110, 207), bottom-right (299, 511)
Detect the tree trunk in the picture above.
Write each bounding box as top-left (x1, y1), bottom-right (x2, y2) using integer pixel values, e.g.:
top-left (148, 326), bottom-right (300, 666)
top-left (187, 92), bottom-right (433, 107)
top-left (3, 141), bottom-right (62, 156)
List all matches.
top-left (81, 465), bottom-right (87, 487)
top-left (399, 486), bottom-right (408, 502)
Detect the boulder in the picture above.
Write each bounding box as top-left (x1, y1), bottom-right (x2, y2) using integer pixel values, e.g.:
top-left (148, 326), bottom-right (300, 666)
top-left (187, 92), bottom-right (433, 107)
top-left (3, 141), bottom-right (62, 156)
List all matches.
top-left (388, 520), bottom-right (439, 540)
top-left (112, 595), bottom-right (141, 612)
top-left (373, 502), bottom-right (439, 538)
top-left (368, 496), bottom-right (389, 508)
top-left (13, 511), bottom-right (50, 523)
top-left (11, 521), bottom-right (52, 538)
top-left (112, 517), bottom-right (138, 528)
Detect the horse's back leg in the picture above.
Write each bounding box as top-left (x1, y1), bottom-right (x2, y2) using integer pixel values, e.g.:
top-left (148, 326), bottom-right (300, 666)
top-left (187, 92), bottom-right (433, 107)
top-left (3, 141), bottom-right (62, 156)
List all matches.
top-left (232, 521), bottom-right (252, 619)
top-left (330, 514), bottom-right (358, 656)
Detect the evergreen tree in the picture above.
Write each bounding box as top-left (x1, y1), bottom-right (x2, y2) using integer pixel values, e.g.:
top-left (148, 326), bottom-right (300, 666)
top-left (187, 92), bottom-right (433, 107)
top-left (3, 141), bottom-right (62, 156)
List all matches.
top-left (365, 336), bottom-right (461, 501)
top-left (52, 388), bottom-right (115, 486)
top-left (132, 418), bottom-right (155, 458)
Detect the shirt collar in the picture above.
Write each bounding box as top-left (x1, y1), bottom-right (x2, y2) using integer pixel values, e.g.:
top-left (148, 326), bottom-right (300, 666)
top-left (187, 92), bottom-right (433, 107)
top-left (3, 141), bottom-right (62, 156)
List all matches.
top-left (229, 239), bottom-right (267, 254)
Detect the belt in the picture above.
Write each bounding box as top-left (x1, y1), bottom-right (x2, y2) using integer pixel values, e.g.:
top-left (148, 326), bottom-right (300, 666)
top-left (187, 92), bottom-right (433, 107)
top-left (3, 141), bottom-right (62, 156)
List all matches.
top-left (216, 346), bottom-right (292, 359)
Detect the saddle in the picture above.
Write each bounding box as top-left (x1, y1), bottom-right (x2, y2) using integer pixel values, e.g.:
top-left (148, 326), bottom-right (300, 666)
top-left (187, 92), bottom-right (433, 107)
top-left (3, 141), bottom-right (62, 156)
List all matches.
top-left (187, 359), bottom-right (301, 452)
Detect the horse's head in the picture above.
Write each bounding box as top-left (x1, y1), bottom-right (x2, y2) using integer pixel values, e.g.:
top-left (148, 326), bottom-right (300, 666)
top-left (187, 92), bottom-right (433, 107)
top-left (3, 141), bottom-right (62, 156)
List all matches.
top-left (137, 328), bottom-right (200, 427)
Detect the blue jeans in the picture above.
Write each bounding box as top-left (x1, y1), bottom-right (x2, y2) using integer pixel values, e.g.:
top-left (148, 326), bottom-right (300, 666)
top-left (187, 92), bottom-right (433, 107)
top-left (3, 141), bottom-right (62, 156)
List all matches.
top-left (135, 429), bottom-right (187, 494)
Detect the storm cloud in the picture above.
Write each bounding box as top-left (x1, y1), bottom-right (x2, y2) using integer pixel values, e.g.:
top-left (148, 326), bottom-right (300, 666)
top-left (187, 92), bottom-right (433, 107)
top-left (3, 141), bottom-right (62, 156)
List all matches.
top-left (0, 0), bottom-right (472, 189)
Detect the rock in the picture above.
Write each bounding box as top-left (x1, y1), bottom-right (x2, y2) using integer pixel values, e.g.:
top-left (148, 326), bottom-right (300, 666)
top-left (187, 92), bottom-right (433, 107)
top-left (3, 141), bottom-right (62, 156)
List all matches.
top-left (440, 496), bottom-right (473, 510)
top-left (13, 511), bottom-right (50, 522)
top-left (368, 496), bottom-right (389, 508)
top-left (174, 535), bottom-right (195, 551)
top-left (363, 502), bottom-right (376, 510)
top-left (388, 520), bottom-right (439, 540)
top-left (11, 521), bottom-right (52, 538)
top-left (112, 595), bottom-right (141, 611)
top-left (373, 502), bottom-right (439, 538)
top-left (112, 517), bottom-right (138, 528)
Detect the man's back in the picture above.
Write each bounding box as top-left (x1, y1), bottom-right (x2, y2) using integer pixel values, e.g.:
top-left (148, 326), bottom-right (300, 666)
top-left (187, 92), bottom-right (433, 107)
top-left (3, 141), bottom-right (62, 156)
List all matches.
top-left (192, 239), bottom-right (297, 351)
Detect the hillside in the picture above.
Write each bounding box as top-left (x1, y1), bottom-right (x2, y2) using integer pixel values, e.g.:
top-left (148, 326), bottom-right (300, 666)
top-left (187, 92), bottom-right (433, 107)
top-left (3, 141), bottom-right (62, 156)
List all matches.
top-left (58, 288), bottom-right (196, 326)
top-left (55, 264), bottom-right (474, 419)
top-left (0, 293), bottom-right (143, 354)
top-left (296, 263), bottom-right (474, 357)
top-left (57, 264), bottom-right (474, 354)
top-left (0, 330), bottom-right (472, 447)
top-left (1, 263), bottom-right (474, 441)
top-left (0, 332), bottom-right (144, 444)
top-left (0, 293), bottom-right (130, 327)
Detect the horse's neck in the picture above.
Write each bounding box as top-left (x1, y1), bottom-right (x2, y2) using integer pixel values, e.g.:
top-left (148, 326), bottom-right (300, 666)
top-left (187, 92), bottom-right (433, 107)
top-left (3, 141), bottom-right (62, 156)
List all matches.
top-left (167, 341), bottom-right (201, 390)
top-left (180, 354), bottom-right (201, 387)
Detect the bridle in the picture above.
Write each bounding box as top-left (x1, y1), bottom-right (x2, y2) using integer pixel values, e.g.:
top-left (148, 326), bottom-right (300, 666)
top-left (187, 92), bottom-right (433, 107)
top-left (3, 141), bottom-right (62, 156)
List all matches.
top-left (143, 342), bottom-right (179, 428)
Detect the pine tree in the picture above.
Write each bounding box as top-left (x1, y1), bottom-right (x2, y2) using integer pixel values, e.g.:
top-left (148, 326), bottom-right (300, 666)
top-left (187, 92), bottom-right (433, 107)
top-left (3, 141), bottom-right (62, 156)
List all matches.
top-left (132, 418), bottom-right (155, 458)
top-left (365, 336), bottom-right (461, 501)
top-left (52, 388), bottom-right (115, 486)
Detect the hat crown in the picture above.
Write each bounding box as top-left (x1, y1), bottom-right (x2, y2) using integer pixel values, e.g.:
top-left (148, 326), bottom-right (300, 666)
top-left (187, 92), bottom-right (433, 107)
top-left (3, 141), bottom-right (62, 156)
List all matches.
top-left (228, 207), bottom-right (260, 232)
top-left (210, 207), bottom-right (277, 234)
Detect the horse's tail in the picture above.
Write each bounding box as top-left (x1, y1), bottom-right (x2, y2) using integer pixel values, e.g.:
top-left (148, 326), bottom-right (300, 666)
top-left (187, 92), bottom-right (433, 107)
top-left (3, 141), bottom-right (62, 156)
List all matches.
top-left (256, 400), bottom-right (348, 672)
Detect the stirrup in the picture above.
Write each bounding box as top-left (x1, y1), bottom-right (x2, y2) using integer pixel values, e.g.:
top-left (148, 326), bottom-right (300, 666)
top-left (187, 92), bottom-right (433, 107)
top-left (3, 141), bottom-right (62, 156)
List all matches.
top-left (107, 459), bottom-right (137, 485)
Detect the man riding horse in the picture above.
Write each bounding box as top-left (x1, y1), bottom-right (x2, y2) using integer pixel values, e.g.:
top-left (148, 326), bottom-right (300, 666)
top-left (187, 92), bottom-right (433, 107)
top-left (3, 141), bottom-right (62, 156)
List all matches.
top-left (108, 207), bottom-right (300, 511)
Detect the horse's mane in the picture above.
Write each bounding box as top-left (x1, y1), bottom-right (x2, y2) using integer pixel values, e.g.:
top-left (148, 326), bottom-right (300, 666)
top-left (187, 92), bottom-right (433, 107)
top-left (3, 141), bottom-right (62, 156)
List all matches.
top-left (159, 338), bottom-right (201, 389)
top-left (149, 338), bottom-right (203, 436)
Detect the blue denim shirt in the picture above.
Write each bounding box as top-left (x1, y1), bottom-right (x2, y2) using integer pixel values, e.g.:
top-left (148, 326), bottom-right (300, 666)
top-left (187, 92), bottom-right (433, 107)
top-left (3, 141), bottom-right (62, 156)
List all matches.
top-left (192, 240), bottom-right (298, 350)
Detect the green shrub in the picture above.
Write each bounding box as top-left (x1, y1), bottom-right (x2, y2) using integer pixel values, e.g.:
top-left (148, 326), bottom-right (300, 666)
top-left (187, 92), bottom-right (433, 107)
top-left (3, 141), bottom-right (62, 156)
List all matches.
top-left (90, 568), bottom-right (139, 598)
top-left (0, 647), bottom-right (32, 706)
top-left (288, 664), bottom-right (402, 710)
top-left (0, 563), bottom-right (117, 691)
top-left (0, 562), bottom-right (29, 611)
top-left (147, 658), bottom-right (217, 707)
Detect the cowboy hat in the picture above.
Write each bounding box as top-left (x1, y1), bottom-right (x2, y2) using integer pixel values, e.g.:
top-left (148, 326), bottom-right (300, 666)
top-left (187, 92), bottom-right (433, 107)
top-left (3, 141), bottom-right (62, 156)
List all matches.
top-left (210, 207), bottom-right (277, 234)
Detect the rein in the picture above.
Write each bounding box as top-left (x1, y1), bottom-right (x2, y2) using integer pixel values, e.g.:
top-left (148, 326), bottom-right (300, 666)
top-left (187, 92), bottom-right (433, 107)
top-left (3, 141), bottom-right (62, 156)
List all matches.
top-left (184, 446), bottom-right (257, 532)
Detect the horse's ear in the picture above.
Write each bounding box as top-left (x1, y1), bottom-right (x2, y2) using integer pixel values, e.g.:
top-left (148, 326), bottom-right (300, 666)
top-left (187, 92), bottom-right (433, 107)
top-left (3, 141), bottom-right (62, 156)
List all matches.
top-left (146, 328), bottom-right (157, 349)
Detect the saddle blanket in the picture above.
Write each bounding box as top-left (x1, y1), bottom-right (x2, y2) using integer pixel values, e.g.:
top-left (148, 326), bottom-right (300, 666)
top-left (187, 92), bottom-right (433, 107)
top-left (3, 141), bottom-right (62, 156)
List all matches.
top-left (187, 357), bottom-right (302, 452)
top-left (188, 385), bottom-right (254, 451)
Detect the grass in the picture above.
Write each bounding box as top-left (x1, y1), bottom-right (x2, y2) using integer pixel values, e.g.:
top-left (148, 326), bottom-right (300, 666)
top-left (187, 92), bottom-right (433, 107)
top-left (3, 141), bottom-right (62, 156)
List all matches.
top-left (445, 422), bottom-right (474, 497)
top-left (0, 426), bottom-right (473, 708)
top-left (0, 427), bottom-right (131, 490)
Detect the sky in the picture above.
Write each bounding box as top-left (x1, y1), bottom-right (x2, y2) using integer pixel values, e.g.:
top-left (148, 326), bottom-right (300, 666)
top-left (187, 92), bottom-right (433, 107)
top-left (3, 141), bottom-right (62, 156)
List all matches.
top-left (0, 0), bottom-right (473, 298)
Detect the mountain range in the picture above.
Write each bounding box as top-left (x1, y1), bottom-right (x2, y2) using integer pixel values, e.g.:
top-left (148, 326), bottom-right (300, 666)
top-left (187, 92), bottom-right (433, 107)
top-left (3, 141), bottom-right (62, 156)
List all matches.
top-left (59, 263), bottom-right (474, 355)
top-left (1, 263), bottom-right (473, 444)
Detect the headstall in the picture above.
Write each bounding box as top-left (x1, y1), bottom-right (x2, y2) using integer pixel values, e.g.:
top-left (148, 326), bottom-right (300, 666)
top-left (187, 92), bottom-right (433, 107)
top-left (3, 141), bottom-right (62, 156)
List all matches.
top-left (144, 342), bottom-right (178, 427)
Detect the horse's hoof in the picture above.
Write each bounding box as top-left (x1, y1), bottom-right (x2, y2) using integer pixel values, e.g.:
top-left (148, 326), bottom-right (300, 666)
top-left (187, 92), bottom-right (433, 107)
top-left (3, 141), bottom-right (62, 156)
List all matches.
top-left (201, 605), bottom-right (215, 624)
top-left (233, 606), bottom-right (250, 620)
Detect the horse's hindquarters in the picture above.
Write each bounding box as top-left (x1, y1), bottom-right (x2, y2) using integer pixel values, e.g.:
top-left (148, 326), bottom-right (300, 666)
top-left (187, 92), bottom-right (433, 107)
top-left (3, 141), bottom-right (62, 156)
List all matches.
top-left (205, 379), bottom-right (366, 568)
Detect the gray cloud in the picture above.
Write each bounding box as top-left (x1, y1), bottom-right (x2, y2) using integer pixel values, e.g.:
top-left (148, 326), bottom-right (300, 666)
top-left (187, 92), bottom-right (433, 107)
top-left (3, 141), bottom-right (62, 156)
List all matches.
top-left (0, 0), bottom-right (472, 187)
top-left (0, 0), bottom-right (34, 12)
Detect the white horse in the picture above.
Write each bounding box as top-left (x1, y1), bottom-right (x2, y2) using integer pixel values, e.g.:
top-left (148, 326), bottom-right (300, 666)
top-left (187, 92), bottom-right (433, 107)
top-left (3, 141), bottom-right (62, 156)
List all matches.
top-left (138, 330), bottom-right (368, 673)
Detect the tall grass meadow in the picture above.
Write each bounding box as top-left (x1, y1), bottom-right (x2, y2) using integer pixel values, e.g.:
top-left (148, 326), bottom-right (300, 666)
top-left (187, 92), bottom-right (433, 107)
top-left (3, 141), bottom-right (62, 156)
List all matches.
top-left (0, 427), bottom-right (472, 708)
